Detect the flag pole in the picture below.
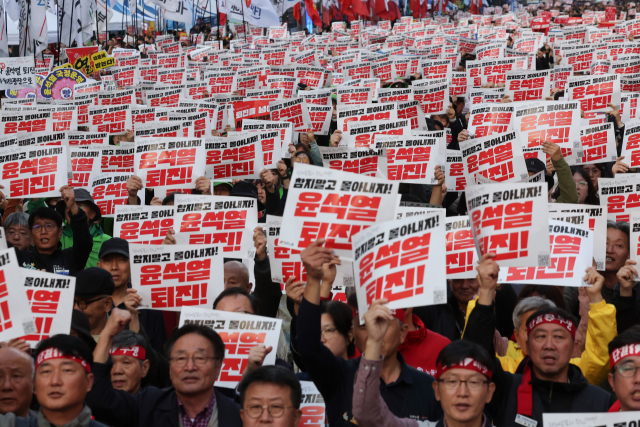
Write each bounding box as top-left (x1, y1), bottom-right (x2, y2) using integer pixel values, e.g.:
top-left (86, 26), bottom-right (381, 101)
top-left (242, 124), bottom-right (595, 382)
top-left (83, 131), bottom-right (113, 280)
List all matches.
top-left (68, 0), bottom-right (75, 48)
top-left (239, 0), bottom-right (246, 41)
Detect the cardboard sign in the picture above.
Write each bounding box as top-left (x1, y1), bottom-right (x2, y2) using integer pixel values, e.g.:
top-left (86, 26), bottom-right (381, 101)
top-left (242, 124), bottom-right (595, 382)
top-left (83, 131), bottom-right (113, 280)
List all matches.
top-left (352, 211), bottom-right (446, 323)
top-left (299, 382), bottom-right (327, 427)
top-left (101, 144), bottom-right (135, 173)
top-left (411, 78), bottom-right (448, 114)
top-left (344, 120), bottom-right (411, 148)
top-left (548, 203), bottom-right (606, 270)
top-left (269, 98), bottom-right (312, 131)
top-left (459, 131), bottom-right (528, 184)
top-left (575, 122), bottom-right (617, 165)
top-left (0, 111), bottom-right (53, 134)
top-left (498, 219), bottom-right (593, 286)
top-left (550, 66), bottom-right (574, 91)
top-left (544, 410), bottom-right (640, 427)
top-left (620, 121), bottom-right (640, 168)
top-left (113, 204), bottom-right (175, 245)
top-left (0, 249), bottom-right (36, 342)
top-left (279, 163), bottom-right (399, 259)
top-left (88, 105), bottom-right (132, 135)
top-left (319, 147), bottom-right (382, 178)
top-left (68, 146), bottom-right (102, 188)
top-left (179, 307), bottom-right (281, 387)
top-left (467, 103), bottom-right (514, 138)
top-left (241, 119), bottom-right (293, 160)
top-left (97, 89), bottom-right (136, 106)
top-left (90, 172), bottom-right (137, 217)
top-left (512, 101), bottom-right (581, 148)
top-left (0, 146), bottom-right (67, 198)
top-left (566, 74), bottom-right (622, 115)
top-left (130, 245), bottom-right (223, 312)
top-left (265, 216), bottom-right (353, 287)
top-left (134, 137), bottom-right (205, 190)
top-left (466, 182), bottom-right (551, 267)
top-left (173, 195), bottom-right (258, 259)
top-left (336, 87), bottom-right (374, 105)
top-left (397, 101), bottom-right (428, 131)
top-left (560, 47), bottom-right (596, 73)
top-left (445, 216), bottom-right (479, 279)
top-left (445, 149), bottom-right (468, 192)
top-left (145, 88), bottom-right (183, 108)
top-left (19, 270), bottom-right (75, 347)
top-left (0, 57), bottom-right (35, 90)
top-left (307, 106), bottom-right (333, 135)
top-left (376, 135), bottom-right (440, 184)
top-left (505, 70), bottom-right (551, 102)
top-left (337, 103), bottom-right (399, 133)
top-left (135, 122), bottom-right (184, 139)
top-left (204, 133), bottom-right (264, 180)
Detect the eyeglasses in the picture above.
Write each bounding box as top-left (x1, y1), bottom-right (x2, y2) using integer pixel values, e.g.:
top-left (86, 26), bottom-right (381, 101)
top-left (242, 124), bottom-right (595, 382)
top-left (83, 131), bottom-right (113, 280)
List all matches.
top-left (244, 404), bottom-right (294, 419)
top-left (295, 156), bottom-right (310, 164)
top-left (576, 181), bottom-right (588, 188)
top-left (437, 378), bottom-right (489, 391)
top-left (584, 168), bottom-right (601, 177)
top-left (169, 355), bottom-right (219, 367)
top-left (73, 296), bottom-right (107, 310)
top-left (615, 364), bottom-right (640, 377)
top-left (32, 223), bottom-right (57, 234)
top-left (321, 327), bottom-right (338, 340)
top-left (6, 230), bottom-right (29, 238)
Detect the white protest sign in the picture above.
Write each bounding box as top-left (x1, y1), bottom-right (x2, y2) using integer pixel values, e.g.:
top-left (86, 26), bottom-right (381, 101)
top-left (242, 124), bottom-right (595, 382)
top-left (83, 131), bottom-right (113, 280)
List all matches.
top-left (178, 307), bottom-right (281, 388)
top-left (512, 101), bottom-right (581, 149)
top-left (466, 182), bottom-right (551, 267)
top-left (134, 137), bottom-right (205, 190)
top-left (89, 172), bottom-right (138, 217)
top-left (376, 135), bottom-right (440, 184)
top-left (203, 133), bottom-right (264, 180)
top-left (575, 122), bottom-right (617, 165)
top-left (113, 204), bottom-right (175, 245)
top-left (130, 245), bottom-right (223, 312)
top-left (598, 175), bottom-right (640, 222)
top-left (19, 270), bottom-right (75, 347)
top-left (279, 162), bottom-right (399, 260)
top-left (352, 211), bottom-right (446, 323)
top-left (173, 195), bottom-right (258, 259)
top-left (459, 131), bottom-right (528, 184)
top-left (319, 147), bottom-right (382, 178)
top-left (0, 249), bottom-right (35, 342)
top-left (0, 146), bottom-right (67, 198)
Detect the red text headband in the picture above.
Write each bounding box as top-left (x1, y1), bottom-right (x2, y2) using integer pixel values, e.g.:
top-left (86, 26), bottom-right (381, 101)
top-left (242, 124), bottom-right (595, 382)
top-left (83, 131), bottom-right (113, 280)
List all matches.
top-left (526, 313), bottom-right (576, 339)
top-left (110, 345), bottom-right (146, 361)
top-left (35, 347), bottom-right (91, 374)
top-left (610, 344), bottom-right (640, 369)
top-left (435, 357), bottom-right (492, 380)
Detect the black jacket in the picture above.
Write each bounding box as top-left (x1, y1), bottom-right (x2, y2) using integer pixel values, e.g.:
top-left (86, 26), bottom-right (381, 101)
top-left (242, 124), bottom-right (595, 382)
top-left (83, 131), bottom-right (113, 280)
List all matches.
top-left (413, 294), bottom-right (464, 341)
top-left (464, 301), bottom-right (613, 427)
top-left (86, 362), bottom-right (242, 427)
top-left (297, 298), bottom-right (443, 427)
top-left (253, 256), bottom-right (286, 319)
top-left (13, 209), bottom-right (92, 276)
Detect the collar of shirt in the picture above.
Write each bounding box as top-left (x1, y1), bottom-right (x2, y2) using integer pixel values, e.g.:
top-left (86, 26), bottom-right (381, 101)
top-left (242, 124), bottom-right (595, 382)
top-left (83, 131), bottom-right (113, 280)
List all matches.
top-left (384, 352), bottom-right (414, 387)
top-left (177, 389), bottom-right (217, 427)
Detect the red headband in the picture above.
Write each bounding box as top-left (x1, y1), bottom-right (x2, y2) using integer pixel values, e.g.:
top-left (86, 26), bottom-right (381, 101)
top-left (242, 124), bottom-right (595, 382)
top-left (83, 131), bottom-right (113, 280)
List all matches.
top-left (352, 307), bottom-right (406, 323)
top-left (435, 358), bottom-right (492, 380)
top-left (610, 344), bottom-right (640, 369)
top-left (35, 347), bottom-right (91, 374)
top-left (110, 345), bottom-right (147, 361)
top-left (526, 313), bottom-right (576, 339)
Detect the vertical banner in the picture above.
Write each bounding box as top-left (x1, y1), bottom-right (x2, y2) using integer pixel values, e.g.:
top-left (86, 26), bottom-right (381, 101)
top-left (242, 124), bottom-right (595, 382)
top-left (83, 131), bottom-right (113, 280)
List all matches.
top-left (178, 307), bottom-right (282, 388)
top-left (113, 205), bottom-right (175, 245)
top-left (498, 219), bottom-right (593, 286)
top-left (0, 248), bottom-right (35, 342)
top-left (130, 245), bottom-right (224, 312)
top-left (466, 182), bottom-right (551, 267)
top-left (352, 211), bottom-right (446, 323)
top-left (279, 163), bottom-right (400, 259)
top-left (172, 195), bottom-right (258, 259)
top-left (19, 270), bottom-right (75, 347)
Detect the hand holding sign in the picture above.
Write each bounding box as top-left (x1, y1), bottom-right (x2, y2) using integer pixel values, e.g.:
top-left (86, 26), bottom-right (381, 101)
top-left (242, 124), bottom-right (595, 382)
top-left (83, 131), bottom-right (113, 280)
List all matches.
top-left (163, 228), bottom-right (176, 245)
top-left (363, 298), bottom-right (394, 360)
top-left (301, 239), bottom-right (337, 282)
top-left (583, 267), bottom-right (604, 304)
top-left (476, 252), bottom-right (499, 306)
top-left (253, 227), bottom-right (267, 261)
top-left (617, 259), bottom-right (638, 297)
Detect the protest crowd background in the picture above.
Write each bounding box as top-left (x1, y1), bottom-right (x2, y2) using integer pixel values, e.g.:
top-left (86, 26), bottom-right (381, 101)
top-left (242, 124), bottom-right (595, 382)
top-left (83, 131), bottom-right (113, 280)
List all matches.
top-left (3, 0), bottom-right (640, 426)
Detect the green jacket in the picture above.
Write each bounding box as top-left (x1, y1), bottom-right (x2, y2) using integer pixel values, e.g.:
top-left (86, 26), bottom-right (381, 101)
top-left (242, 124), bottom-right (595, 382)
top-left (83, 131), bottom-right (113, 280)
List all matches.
top-left (61, 222), bottom-right (111, 269)
top-left (552, 155), bottom-right (579, 204)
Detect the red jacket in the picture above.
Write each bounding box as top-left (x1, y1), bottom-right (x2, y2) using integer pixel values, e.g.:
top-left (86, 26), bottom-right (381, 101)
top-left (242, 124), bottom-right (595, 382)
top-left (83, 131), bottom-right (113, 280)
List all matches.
top-left (399, 314), bottom-right (451, 377)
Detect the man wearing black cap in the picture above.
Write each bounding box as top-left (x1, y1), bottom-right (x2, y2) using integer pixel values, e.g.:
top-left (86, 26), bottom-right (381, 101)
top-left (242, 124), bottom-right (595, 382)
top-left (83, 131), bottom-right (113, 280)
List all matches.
top-left (11, 186), bottom-right (93, 276)
top-left (70, 309), bottom-right (97, 351)
top-left (74, 267), bottom-right (116, 339)
top-left (58, 188), bottom-right (111, 269)
top-left (97, 238), bottom-right (168, 353)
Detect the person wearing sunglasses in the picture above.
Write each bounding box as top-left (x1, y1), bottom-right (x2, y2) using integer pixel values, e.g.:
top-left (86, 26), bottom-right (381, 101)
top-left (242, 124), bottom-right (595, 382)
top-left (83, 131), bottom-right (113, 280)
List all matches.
top-left (73, 268), bottom-right (115, 339)
top-left (11, 185), bottom-right (93, 276)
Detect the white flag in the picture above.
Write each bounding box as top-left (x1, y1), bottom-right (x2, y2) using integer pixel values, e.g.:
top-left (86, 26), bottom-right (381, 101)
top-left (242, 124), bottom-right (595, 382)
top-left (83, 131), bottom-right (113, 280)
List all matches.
top-left (224, 0), bottom-right (280, 27)
top-left (164, 0), bottom-right (191, 24)
top-left (0, 1), bottom-right (8, 57)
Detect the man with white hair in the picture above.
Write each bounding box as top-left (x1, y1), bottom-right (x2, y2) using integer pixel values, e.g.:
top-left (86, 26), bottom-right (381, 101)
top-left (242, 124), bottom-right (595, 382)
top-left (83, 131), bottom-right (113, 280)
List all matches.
top-left (0, 347), bottom-right (34, 418)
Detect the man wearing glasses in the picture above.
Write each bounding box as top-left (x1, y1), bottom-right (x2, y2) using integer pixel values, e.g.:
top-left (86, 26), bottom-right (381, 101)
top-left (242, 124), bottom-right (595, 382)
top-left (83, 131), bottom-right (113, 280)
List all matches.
top-left (86, 309), bottom-right (242, 427)
top-left (73, 268), bottom-right (116, 339)
top-left (608, 325), bottom-right (640, 411)
top-left (12, 185), bottom-right (93, 276)
top-left (238, 366), bottom-right (302, 427)
top-left (4, 212), bottom-right (31, 251)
